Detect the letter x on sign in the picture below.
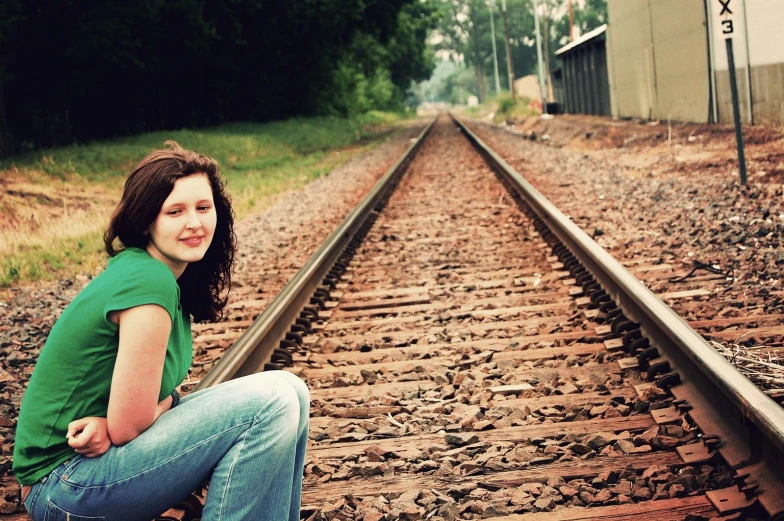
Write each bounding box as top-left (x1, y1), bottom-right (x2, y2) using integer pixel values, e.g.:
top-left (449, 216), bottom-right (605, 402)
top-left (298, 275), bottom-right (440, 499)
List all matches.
top-left (719, 0), bottom-right (732, 15)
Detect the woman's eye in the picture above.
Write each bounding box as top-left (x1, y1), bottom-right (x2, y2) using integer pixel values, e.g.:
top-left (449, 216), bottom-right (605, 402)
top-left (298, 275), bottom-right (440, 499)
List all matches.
top-left (167, 209), bottom-right (181, 215)
top-left (198, 206), bottom-right (212, 211)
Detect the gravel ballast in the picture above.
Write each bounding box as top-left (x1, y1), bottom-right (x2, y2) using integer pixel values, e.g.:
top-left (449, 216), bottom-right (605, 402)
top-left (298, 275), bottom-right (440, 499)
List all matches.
top-left (0, 120), bottom-right (427, 514)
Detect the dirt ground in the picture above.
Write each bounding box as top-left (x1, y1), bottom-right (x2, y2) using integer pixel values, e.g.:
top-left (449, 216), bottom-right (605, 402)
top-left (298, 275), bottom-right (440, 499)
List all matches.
top-left (501, 113), bottom-right (784, 186)
top-left (0, 171), bottom-right (116, 236)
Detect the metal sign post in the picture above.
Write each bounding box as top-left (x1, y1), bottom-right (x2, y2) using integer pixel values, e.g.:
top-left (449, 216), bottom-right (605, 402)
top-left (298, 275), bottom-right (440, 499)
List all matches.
top-left (715, 0), bottom-right (748, 185)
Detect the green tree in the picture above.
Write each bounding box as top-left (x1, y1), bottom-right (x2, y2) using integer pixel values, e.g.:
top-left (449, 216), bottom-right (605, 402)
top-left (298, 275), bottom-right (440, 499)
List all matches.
top-left (440, 67), bottom-right (480, 104)
top-left (433, 0), bottom-right (540, 102)
top-left (314, 1), bottom-right (439, 115)
top-left (429, 0), bottom-right (607, 104)
top-left (435, 0), bottom-right (494, 102)
top-left (0, 0), bottom-right (438, 154)
top-left (0, 0), bottom-right (24, 154)
top-left (503, 0), bottom-right (539, 81)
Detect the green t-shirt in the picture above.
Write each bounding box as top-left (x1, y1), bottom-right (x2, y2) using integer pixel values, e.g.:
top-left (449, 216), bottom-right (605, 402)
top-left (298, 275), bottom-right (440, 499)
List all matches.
top-left (13, 247), bottom-right (192, 485)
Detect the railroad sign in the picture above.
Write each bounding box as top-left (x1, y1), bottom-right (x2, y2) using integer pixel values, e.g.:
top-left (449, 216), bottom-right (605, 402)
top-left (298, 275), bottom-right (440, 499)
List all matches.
top-left (708, 0), bottom-right (752, 73)
top-left (710, 0), bottom-right (747, 45)
top-left (709, 0), bottom-right (748, 185)
top-left (716, 0), bottom-right (735, 35)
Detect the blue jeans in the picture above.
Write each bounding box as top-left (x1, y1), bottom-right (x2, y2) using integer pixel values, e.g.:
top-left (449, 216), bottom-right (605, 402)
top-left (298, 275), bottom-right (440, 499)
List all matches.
top-left (23, 371), bottom-right (309, 521)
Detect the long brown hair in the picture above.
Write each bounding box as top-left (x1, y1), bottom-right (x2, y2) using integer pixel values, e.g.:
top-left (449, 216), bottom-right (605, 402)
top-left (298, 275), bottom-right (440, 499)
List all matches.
top-left (104, 141), bottom-right (236, 322)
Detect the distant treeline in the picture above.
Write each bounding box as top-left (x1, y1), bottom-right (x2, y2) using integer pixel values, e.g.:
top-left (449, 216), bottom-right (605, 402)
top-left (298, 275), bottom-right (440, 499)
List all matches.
top-left (0, 1), bottom-right (437, 155)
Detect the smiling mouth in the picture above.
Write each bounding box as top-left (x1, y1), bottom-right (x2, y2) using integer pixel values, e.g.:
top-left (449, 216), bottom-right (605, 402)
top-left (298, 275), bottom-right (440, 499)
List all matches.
top-left (180, 236), bottom-right (204, 247)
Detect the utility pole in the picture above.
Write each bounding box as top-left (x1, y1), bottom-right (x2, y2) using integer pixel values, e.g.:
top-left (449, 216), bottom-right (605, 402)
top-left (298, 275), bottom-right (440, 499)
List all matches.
top-left (488, 1), bottom-right (502, 94)
top-left (542, 8), bottom-right (553, 101)
top-left (500, 0), bottom-right (515, 99)
top-left (533, 0), bottom-right (547, 112)
top-left (569, 0), bottom-right (575, 41)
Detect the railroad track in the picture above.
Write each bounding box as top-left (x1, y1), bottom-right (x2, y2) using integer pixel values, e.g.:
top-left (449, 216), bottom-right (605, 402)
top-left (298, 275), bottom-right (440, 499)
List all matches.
top-left (181, 114), bottom-right (784, 521)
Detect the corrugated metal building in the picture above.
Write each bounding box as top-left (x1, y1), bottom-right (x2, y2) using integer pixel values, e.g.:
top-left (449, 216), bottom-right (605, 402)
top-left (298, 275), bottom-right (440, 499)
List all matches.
top-left (554, 25), bottom-right (611, 116)
top-left (555, 0), bottom-right (784, 124)
top-left (605, 0), bottom-right (711, 122)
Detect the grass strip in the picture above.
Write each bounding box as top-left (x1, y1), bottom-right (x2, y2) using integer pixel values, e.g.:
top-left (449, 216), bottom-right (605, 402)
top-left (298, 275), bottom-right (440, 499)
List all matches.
top-left (463, 93), bottom-right (540, 123)
top-left (0, 111), bottom-right (405, 287)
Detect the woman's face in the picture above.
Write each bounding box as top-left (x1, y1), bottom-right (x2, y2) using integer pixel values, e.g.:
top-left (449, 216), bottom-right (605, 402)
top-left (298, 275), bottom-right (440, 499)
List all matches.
top-left (146, 174), bottom-right (217, 277)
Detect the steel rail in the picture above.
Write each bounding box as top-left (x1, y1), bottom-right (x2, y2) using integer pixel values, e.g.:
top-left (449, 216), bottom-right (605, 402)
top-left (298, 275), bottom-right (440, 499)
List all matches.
top-left (195, 116), bottom-right (436, 391)
top-left (451, 112), bottom-right (784, 519)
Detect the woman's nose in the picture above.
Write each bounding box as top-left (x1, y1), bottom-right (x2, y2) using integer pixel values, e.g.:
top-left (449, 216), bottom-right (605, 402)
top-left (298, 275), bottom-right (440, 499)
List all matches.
top-left (185, 211), bottom-right (201, 230)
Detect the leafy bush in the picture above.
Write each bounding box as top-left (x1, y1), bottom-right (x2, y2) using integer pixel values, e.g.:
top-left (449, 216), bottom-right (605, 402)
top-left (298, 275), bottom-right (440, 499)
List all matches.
top-left (492, 92), bottom-right (539, 122)
top-left (496, 93), bottom-right (516, 114)
top-left (318, 58), bottom-right (405, 118)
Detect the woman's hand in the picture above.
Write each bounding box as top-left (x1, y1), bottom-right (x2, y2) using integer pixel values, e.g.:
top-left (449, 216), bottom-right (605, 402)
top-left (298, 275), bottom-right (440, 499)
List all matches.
top-left (67, 417), bottom-right (112, 457)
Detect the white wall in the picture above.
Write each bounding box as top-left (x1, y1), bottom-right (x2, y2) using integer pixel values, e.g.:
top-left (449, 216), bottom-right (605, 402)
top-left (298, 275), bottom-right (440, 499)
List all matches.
top-left (746, 0), bottom-right (784, 67)
top-left (607, 0), bottom-right (710, 122)
top-left (710, 0), bottom-right (784, 70)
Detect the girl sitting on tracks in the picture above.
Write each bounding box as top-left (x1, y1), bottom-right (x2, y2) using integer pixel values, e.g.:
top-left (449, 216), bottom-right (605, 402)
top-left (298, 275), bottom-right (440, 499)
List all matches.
top-left (13, 142), bottom-right (309, 521)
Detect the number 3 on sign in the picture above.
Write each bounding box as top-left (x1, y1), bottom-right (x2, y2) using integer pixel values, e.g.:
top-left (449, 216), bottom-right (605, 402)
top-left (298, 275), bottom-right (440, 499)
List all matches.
top-left (718, 0), bottom-right (734, 34)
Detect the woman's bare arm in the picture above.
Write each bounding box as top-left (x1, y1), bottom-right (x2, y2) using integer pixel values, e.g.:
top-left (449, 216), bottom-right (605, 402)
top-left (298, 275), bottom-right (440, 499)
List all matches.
top-left (107, 304), bottom-right (172, 446)
top-left (67, 393), bottom-right (173, 456)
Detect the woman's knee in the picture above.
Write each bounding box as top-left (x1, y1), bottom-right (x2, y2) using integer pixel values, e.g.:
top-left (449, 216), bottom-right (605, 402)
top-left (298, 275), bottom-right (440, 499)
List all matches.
top-left (218, 372), bottom-right (308, 434)
top-left (222, 373), bottom-right (298, 417)
top-left (277, 371), bottom-right (310, 409)
top-left (261, 372), bottom-right (309, 439)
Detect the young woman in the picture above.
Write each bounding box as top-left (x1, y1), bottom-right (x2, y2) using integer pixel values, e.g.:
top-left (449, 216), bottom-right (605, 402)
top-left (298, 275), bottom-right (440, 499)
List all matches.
top-left (13, 142), bottom-right (309, 521)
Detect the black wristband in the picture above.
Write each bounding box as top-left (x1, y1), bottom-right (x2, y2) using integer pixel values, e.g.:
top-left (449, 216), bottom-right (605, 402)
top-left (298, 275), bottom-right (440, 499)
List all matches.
top-left (170, 389), bottom-right (181, 408)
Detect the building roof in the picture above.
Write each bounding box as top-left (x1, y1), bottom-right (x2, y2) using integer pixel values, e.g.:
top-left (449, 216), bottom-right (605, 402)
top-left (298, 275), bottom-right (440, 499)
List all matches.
top-left (555, 24), bottom-right (607, 56)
